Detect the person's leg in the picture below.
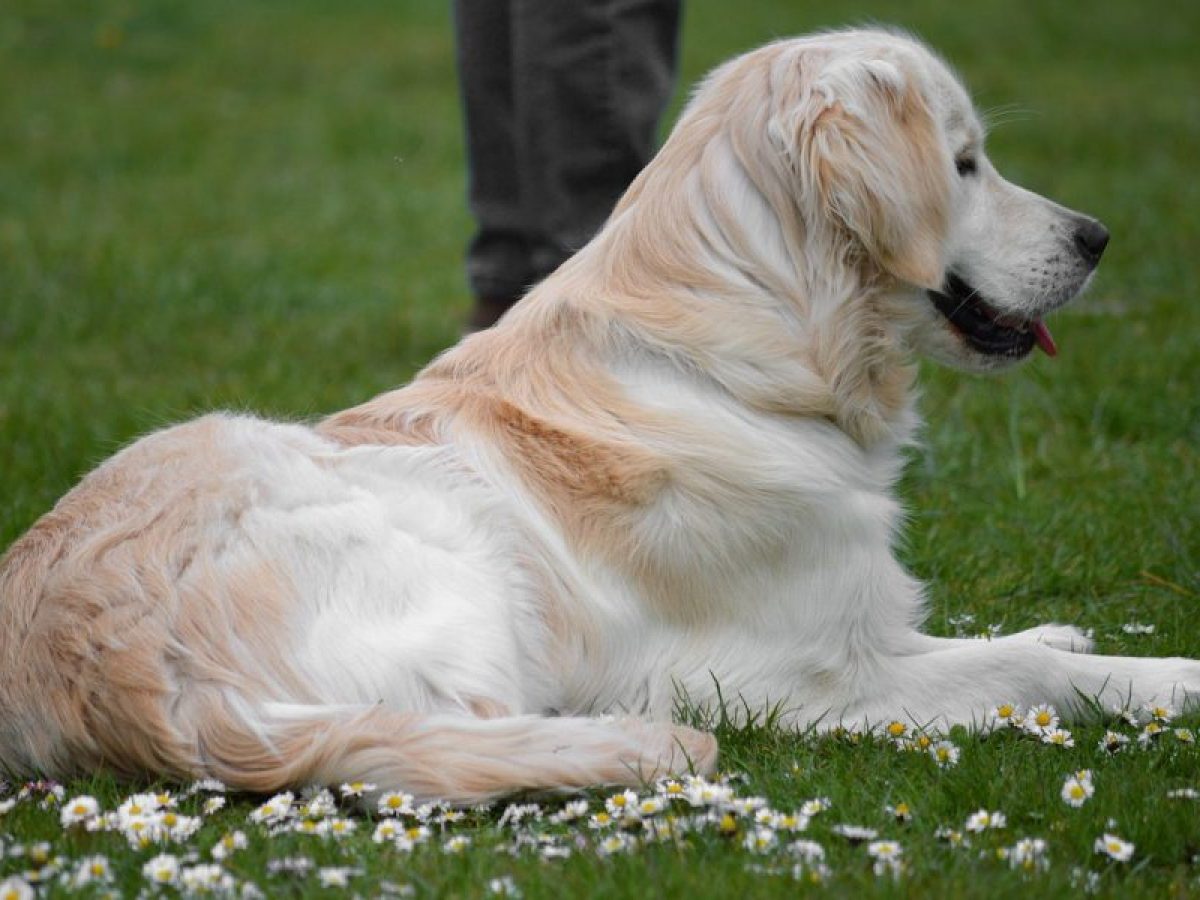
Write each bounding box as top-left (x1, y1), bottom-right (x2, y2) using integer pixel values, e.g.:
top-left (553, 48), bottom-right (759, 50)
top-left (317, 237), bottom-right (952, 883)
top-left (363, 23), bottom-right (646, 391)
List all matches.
top-left (512, 0), bottom-right (683, 284)
top-left (453, 0), bottom-right (536, 329)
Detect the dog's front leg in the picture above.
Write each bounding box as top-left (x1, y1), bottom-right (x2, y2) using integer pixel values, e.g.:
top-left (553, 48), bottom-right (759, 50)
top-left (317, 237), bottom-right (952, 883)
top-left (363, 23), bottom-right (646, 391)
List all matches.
top-left (859, 640), bottom-right (1200, 728)
top-left (901, 623), bottom-right (1096, 655)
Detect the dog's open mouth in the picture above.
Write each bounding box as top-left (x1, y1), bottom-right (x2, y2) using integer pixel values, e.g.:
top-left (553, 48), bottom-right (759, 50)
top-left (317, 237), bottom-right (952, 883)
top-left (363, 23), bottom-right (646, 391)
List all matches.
top-left (927, 273), bottom-right (1057, 358)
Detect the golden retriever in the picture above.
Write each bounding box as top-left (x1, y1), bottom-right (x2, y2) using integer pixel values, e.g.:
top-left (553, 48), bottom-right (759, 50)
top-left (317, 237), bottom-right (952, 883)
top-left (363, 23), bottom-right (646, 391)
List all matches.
top-left (1, 28), bottom-right (1194, 804)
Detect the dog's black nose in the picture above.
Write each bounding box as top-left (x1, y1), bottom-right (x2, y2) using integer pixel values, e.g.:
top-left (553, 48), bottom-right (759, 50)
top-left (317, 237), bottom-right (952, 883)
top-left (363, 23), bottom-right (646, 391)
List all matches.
top-left (1073, 217), bottom-right (1110, 265)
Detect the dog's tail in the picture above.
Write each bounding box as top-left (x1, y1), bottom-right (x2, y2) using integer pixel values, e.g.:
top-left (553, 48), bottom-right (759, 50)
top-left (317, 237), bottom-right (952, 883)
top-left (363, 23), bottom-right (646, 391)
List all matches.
top-left (193, 703), bottom-right (719, 804)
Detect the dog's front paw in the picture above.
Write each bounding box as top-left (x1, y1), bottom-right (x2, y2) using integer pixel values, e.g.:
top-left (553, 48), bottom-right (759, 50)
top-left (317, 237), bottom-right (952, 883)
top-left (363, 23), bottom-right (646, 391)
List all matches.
top-left (1012, 623), bottom-right (1095, 654)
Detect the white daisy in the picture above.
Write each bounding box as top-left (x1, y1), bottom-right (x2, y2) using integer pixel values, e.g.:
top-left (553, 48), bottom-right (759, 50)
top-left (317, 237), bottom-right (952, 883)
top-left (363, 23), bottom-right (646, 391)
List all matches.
top-left (317, 867), bottom-right (355, 888)
top-left (202, 796), bottom-right (227, 815)
top-left (0, 877), bottom-right (33, 900)
top-left (1137, 721), bottom-right (1165, 747)
top-left (832, 824), bottom-right (877, 842)
top-left (935, 827), bottom-right (968, 848)
top-left (443, 836), bottom-right (471, 854)
top-left (60, 795), bottom-right (100, 827)
top-left (867, 840), bottom-right (904, 878)
top-left (772, 811), bottom-right (810, 831)
top-left (743, 827), bottom-right (777, 854)
top-left (1098, 730), bottom-right (1130, 754)
top-left (179, 863), bottom-right (233, 894)
top-left (886, 802), bottom-right (912, 823)
top-left (637, 797), bottom-right (665, 817)
top-left (299, 789), bottom-right (337, 820)
top-left (1062, 771), bottom-right (1096, 807)
top-left (67, 855), bottom-right (112, 888)
top-left (338, 780), bottom-right (376, 799)
top-left (799, 797), bottom-right (831, 817)
top-left (377, 791), bottom-right (415, 817)
top-left (249, 792), bottom-right (294, 825)
top-left (210, 831), bottom-right (248, 861)
top-left (965, 809), bottom-right (1007, 832)
top-left (597, 833), bottom-right (636, 856)
top-left (1009, 837), bottom-right (1048, 872)
top-left (1024, 703), bottom-right (1059, 736)
top-left (548, 799), bottom-right (589, 823)
top-left (187, 778), bottom-right (227, 795)
top-left (929, 740), bottom-right (961, 768)
top-left (393, 825), bottom-right (431, 852)
top-left (682, 780), bottom-right (733, 807)
top-left (142, 853), bottom-right (180, 886)
top-left (991, 702), bottom-right (1020, 727)
top-left (373, 820), bottom-right (402, 843)
top-left (1145, 703), bottom-right (1176, 723)
top-left (1094, 833), bottom-right (1134, 862)
top-left (587, 811), bottom-right (614, 830)
top-left (786, 839), bottom-right (826, 861)
top-left (604, 789), bottom-right (639, 817)
top-left (487, 875), bottom-right (522, 896)
top-left (1121, 622), bottom-right (1155, 635)
top-left (322, 817), bottom-right (357, 839)
top-left (1042, 728), bottom-right (1074, 748)
top-left (118, 792), bottom-right (161, 823)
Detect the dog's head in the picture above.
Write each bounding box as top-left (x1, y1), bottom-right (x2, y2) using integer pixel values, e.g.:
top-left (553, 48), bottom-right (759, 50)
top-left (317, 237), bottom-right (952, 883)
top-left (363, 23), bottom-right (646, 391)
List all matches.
top-left (772, 30), bottom-right (1108, 371)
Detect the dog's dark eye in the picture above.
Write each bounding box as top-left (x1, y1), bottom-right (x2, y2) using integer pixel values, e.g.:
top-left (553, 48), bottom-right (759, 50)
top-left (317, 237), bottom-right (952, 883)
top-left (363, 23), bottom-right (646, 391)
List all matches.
top-left (955, 156), bottom-right (978, 177)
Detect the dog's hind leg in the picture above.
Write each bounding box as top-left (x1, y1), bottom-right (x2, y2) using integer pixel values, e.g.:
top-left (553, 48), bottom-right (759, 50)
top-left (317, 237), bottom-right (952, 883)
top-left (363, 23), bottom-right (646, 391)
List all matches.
top-left (195, 702), bottom-right (719, 804)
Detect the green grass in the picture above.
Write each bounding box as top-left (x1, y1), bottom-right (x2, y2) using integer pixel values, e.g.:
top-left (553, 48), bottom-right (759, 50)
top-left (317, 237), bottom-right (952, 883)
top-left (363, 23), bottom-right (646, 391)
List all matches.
top-left (2, 0), bottom-right (1199, 896)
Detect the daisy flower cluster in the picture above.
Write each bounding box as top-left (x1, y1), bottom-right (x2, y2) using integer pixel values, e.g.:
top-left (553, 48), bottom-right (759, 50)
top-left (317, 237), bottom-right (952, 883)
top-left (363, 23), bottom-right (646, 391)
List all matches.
top-left (990, 702), bottom-right (1075, 747)
top-left (1101, 703), bottom-right (1194, 751)
top-left (0, 700), bottom-right (1196, 897)
top-left (856, 720), bottom-right (964, 768)
top-left (0, 779), bottom-right (261, 896)
top-left (488, 774), bottom-right (837, 883)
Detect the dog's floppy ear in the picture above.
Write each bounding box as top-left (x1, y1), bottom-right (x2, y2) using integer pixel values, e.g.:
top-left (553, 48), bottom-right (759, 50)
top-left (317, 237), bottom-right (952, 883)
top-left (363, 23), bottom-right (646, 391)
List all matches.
top-left (792, 53), bottom-right (950, 288)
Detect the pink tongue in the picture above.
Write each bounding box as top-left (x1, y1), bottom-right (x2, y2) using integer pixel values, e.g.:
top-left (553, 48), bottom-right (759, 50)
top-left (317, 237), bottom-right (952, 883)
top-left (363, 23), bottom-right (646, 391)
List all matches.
top-left (1031, 319), bottom-right (1058, 357)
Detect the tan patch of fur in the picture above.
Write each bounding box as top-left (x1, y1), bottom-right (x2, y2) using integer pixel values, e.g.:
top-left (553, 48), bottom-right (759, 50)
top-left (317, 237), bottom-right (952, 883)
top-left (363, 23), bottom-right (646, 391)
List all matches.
top-left (0, 417), bottom-right (307, 782)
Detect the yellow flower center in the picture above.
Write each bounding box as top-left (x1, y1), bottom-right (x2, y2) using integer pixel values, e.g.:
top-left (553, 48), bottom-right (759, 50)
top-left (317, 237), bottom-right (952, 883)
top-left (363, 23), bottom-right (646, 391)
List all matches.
top-left (887, 721), bottom-right (906, 737)
top-left (997, 704), bottom-right (1014, 718)
top-left (1036, 712), bottom-right (1052, 726)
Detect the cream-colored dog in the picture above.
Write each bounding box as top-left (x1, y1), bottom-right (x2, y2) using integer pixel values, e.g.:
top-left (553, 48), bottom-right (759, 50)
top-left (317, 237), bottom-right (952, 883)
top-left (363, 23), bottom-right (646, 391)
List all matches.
top-left (1, 29), bottom-right (1195, 803)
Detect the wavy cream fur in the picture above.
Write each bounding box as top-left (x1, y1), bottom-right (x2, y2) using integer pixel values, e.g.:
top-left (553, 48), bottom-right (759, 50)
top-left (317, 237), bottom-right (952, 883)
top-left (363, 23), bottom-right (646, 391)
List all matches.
top-left (1, 29), bottom-right (1196, 802)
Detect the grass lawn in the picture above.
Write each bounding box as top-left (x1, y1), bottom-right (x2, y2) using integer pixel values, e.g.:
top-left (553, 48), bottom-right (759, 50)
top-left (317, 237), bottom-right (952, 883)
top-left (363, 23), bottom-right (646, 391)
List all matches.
top-left (2, 0), bottom-right (1199, 896)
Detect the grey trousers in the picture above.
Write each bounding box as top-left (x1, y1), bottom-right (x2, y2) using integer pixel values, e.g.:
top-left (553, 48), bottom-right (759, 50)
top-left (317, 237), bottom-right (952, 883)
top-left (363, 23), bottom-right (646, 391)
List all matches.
top-left (453, 0), bottom-right (682, 305)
